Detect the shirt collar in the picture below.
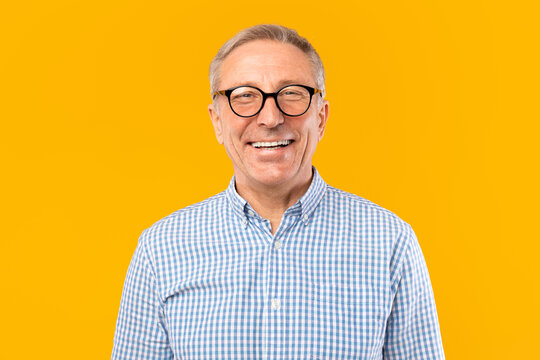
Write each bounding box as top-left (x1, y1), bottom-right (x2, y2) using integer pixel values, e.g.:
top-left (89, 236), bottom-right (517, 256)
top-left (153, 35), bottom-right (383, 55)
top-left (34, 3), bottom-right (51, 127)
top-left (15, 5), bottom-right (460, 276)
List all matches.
top-left (225, 167), bottom-right (327, 227)
top-left (225, 176), bottom-right (249, 227)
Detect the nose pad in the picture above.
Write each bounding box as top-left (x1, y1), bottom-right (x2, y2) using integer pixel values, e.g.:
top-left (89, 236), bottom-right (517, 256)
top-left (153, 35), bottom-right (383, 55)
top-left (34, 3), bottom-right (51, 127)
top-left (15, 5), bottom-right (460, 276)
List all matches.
top-left (256, 97), bottom-right (284, 127)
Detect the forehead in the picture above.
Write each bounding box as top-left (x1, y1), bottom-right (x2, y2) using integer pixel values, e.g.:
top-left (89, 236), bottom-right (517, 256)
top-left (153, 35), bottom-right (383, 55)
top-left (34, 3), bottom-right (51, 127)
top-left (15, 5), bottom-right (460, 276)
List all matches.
top-left (219, 40), bottom-right (315, 90)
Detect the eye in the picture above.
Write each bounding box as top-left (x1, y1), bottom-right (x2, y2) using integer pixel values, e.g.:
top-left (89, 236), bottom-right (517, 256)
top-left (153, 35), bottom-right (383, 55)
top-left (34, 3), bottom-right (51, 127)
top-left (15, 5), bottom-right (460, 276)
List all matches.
top-left (230, 88), bottom-right (261, 102)
top-left (231, 93), bottom-right (253, 100)
top-left (278, 85), bottom-right (310, 100)
top-left (283, 90), bottom-right (301, 96)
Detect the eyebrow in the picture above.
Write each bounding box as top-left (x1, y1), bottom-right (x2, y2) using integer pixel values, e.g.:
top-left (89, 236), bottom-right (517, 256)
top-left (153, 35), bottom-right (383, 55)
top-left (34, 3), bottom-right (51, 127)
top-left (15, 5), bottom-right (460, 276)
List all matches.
top-left (226, 80), bottom-right (313, 91)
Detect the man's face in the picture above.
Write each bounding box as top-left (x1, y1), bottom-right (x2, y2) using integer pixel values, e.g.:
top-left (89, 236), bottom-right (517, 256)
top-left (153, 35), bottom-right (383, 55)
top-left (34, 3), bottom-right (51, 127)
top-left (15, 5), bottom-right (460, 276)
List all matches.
top-left (208, 40), bottom-right (329, 189)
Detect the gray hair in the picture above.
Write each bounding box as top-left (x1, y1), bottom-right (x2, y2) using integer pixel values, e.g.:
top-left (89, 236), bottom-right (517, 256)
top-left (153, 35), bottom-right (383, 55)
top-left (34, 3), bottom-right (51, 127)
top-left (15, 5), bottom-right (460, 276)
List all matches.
top-left (209, 24), bottom-right (325, 98)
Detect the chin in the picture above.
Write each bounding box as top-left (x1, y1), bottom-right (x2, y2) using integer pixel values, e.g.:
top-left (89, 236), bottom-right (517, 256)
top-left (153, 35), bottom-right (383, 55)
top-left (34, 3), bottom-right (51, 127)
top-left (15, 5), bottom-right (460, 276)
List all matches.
top-left (250, 165), bottom-right (300, 187)
top-left (253, 172), bottom-right (289, 186)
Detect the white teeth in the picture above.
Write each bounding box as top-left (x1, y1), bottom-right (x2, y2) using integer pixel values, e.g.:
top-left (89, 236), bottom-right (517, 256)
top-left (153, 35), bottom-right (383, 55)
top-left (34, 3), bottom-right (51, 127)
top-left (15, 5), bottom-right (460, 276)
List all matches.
top-left (251, 140), bottom-right (292, 148)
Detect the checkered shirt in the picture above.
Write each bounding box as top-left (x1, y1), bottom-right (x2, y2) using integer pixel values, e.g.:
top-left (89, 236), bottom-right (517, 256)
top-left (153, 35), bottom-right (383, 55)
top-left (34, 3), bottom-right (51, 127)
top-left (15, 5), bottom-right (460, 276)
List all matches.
top-left (112, 168), bottom-right (445, 359)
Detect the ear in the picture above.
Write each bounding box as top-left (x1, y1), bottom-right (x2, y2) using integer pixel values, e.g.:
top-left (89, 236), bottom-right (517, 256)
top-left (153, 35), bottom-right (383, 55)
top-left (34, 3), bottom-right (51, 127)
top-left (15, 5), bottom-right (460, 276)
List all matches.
top-left (208, 103), bottom-right (224, 144)
top-left (316, 98), bottom-right (329, 141)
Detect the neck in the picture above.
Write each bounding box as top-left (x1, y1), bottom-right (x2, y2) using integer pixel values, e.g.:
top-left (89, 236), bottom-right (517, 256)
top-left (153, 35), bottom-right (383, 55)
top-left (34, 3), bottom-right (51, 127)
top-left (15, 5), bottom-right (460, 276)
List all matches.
top-left (234, 169), bottom-right (313, 234)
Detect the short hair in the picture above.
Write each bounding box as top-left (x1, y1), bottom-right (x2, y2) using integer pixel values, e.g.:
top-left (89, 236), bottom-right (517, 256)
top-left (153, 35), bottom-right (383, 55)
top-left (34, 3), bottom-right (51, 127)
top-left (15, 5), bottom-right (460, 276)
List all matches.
top-left (209, 24), bottom-right (325, 98)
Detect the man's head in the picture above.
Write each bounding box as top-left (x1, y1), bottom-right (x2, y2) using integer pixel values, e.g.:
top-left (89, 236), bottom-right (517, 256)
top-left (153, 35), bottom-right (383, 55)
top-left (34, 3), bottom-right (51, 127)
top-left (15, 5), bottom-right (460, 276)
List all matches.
top-left (208, 25), bottom-right (329, 190)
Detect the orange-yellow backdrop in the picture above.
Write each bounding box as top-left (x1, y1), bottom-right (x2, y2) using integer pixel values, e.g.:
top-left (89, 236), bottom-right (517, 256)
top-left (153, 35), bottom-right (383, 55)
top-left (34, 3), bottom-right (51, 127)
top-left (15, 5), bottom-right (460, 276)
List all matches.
top-left (1, 1), bottom-right (539, 358)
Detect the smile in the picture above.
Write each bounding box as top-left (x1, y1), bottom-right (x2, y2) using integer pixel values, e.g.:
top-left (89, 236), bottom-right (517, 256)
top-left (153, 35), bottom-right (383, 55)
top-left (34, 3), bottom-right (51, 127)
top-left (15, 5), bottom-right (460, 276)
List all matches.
top-left (250, 140), bottom-right (293, 149)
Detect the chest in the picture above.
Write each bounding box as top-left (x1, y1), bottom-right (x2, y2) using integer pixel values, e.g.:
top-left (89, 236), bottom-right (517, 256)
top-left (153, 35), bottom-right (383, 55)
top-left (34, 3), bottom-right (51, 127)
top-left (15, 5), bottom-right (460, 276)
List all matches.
top-left (160, 230), bottom-right (392, 359)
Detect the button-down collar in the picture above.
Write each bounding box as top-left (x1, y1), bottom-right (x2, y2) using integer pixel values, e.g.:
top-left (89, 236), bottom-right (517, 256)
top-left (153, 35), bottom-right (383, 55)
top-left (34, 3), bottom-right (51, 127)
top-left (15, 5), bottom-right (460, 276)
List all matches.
top-left (225, 167), bottom-right (327, 227)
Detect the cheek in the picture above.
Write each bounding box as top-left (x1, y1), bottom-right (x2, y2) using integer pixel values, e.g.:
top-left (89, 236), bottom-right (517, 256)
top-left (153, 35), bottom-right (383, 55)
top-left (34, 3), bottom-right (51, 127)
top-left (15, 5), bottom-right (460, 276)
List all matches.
top-left (222, 118), bottom-right (250, 151)
top-left (221, 117), bottom-right (243, 139)
top-left (302, 123), bottom-right (323, 155)
top-left (300, 119), bottom-right (321, 142)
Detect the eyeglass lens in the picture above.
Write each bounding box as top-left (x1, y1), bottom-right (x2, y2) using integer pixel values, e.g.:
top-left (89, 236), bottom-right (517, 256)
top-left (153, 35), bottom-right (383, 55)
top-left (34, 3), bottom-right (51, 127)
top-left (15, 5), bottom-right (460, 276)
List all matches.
top-left (229, 85), bottom-right (311, 117)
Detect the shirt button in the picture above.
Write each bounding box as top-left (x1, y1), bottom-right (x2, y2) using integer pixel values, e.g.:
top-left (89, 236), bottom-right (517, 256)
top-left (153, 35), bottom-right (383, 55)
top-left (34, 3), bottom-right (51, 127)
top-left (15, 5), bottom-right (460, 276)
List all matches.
top-left (274, 241), bottom-right (282, 250)
top-left (271, 298), bottom-right (280, 310)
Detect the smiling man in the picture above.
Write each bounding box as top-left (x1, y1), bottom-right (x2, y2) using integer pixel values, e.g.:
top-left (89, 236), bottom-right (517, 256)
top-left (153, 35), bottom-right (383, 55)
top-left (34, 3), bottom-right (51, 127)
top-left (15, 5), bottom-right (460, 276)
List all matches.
top-left (112, 25), bottom-right (445, 359)
top-left (208, 39), bottom-right (328, 234)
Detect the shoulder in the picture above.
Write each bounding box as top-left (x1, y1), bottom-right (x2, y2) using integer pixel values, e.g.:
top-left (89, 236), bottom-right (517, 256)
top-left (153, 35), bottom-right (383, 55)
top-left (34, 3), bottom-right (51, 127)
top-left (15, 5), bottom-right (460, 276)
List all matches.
top-left (323, 185), bottom-right (417, 276)
top-left (324, 185), bottom-right (412, 232)
top-left (137, 191), bottom-right (228, 250)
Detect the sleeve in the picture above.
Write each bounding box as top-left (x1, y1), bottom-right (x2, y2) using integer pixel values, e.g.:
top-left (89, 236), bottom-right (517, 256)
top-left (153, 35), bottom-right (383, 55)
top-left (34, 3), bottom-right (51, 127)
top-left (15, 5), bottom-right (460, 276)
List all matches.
top-left (112, 233), bottom-right (174, 360)
top-left (383, 225), bottom-right (445, 359)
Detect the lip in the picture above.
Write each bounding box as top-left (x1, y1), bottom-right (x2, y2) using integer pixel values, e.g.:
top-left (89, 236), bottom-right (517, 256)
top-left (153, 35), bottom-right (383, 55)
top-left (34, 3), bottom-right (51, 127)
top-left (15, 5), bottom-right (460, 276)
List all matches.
top-left (249, 145), bottom-right (292, 155)
top-left (247, 140), bottom-right (295, 150)
top-left (247, 139), bottom-right (295, 144)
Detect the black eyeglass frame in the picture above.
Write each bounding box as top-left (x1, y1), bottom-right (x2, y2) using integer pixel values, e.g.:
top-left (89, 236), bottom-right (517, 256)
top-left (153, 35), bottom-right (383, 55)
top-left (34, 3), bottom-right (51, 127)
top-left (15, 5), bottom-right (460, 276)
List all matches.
top-left (213, 84), bottom-right (323, 118)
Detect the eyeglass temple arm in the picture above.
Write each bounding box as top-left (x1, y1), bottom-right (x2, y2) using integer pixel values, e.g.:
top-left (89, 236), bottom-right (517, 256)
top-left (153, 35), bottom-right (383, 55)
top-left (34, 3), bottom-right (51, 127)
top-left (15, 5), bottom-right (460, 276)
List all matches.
top-left (212, 90), bottom-right (226, 99)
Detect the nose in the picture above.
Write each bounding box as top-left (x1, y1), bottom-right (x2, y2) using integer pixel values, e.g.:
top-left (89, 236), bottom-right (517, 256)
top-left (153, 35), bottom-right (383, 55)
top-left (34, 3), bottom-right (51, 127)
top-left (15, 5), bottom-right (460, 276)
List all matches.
top-left (256, 96), bottom-right (284, 128)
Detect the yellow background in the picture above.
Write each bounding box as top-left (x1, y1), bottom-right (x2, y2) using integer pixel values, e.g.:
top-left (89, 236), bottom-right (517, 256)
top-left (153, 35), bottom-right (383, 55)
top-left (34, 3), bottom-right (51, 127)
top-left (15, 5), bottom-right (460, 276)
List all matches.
top-left (1, 0), bottom-right (539, 358)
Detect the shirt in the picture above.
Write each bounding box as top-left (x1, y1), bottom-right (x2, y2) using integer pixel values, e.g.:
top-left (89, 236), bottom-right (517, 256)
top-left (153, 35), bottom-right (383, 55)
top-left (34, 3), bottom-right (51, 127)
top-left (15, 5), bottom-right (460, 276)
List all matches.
top-left (112, 168), bottom-right (445, 359)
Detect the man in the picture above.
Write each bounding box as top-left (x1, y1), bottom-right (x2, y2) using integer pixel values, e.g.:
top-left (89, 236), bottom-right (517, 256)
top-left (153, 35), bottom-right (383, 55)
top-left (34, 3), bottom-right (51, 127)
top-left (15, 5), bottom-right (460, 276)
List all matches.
top-left (112, 24), bottom-right (445, 359)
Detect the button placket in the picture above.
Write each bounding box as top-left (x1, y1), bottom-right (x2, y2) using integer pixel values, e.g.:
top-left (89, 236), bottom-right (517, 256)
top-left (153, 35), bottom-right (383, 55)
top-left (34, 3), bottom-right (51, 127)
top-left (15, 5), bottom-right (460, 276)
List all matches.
top-left (271, 298), bottom-right (280, 310)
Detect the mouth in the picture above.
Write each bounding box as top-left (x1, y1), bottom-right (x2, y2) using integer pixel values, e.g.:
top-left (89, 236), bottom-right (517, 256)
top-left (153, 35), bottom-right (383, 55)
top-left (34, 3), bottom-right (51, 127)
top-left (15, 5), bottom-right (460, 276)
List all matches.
top-left (249, 140), bottom-right (294, 150)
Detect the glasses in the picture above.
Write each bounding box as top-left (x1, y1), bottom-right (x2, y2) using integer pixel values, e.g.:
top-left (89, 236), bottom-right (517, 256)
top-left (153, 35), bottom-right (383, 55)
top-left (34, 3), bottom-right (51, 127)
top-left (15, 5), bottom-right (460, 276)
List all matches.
top-left (213, 84), bottom-right (323, 118)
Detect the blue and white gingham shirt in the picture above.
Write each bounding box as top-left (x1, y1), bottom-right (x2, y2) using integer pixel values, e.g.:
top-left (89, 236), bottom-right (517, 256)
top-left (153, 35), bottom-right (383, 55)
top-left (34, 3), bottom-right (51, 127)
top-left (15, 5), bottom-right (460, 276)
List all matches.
top-left (112, 168), bottom-right (444, 359)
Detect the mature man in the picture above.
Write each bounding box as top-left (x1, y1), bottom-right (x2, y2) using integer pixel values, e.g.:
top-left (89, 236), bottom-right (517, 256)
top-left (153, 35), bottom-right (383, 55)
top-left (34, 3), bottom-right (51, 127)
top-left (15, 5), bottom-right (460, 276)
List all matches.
top-left (112, 24), bottom-right (445, 359)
